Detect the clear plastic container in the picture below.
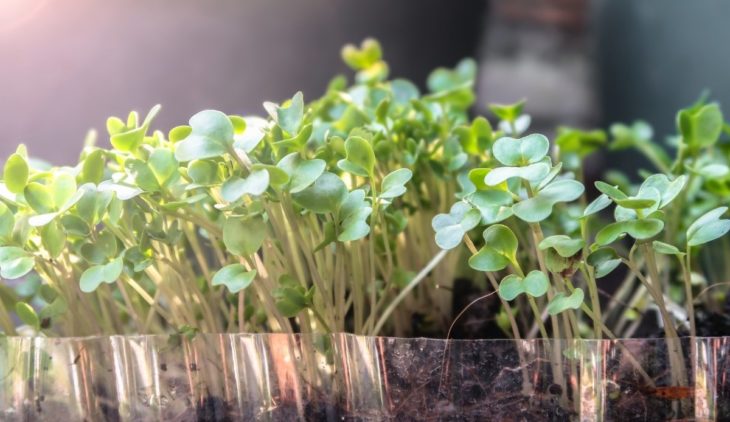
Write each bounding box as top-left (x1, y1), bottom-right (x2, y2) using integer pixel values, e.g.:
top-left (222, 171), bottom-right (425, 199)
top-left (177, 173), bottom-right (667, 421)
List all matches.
top-left (0, 334), bottom-right (727, 421)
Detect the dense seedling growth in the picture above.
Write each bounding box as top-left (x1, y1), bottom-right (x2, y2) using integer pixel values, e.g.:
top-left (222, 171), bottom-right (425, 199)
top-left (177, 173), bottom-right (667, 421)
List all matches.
top-left (0, 39), bottom-right (729, 349)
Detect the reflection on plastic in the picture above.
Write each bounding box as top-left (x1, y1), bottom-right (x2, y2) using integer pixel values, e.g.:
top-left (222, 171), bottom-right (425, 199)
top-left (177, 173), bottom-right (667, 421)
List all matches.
top-left (0, 334), bottom-right (728, 421)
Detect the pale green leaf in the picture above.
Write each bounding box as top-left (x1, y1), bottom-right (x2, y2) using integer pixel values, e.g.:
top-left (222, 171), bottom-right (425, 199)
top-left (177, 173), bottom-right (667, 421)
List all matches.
top-left (0, 246), bottom-right (34, 279)
top-left (380, 168), bottom-right (412, 199)
top-left (513, 179), bottom-right (584, 223)
top-left (212, 264), bottom-right (256, 293)
top-left (492, 134), bottom-right (549, 166)
top-left (292, 172), bottom-right (347, 214)
top-left (221, 169), bottom-right (270, 202)
top-left (223, 216), bottom-right (266, 256)
top-left (547, 289), bottom-right (584, 315)
top-left (3, 153), bottom-right (29, 194)
top-left (539, 235), bottom-right (584, 257)
top-left (15, 302), bottom-right (39, 330)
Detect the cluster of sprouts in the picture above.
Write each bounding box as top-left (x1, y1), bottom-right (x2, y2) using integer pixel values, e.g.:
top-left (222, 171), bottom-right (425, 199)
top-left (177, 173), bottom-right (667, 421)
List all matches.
top-left (0, 40), bottom-right (728, 350)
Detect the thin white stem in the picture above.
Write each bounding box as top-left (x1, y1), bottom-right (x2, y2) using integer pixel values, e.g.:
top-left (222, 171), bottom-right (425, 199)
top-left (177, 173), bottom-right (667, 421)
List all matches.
top-left (372, 249), bottom-right (448, 335)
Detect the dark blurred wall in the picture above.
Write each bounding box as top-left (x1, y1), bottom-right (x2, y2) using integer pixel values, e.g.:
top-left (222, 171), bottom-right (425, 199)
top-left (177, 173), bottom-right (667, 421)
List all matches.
top-left (0, 0), bottom-right (486, 164)
top-left (597, 0), bottom-right (730, 141)
top-left (478, 0), bottom-right (597, 132)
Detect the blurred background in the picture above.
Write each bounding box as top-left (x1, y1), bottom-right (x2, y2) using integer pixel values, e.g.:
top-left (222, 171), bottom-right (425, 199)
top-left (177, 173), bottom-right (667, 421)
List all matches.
top-left (2, 0), bottom-right (730, 166)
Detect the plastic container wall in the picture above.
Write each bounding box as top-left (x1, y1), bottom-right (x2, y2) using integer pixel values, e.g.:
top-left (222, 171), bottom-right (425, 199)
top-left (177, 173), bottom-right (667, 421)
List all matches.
top-left (0, 334), bottom-right (728, 421)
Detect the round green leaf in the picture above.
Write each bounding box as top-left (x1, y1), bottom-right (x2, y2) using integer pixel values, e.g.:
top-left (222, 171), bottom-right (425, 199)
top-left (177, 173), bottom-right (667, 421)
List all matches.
top-left (24, 182), bottom-right (53, 214)
top-left (229, 115), bottom-right (246, 134)
top-left (380, 168), bottom-right (412, 199)
top-left (469, 247), bottom-right (510, 272)
top-left (3, 153), bottom-right (29, 194)
top-left (513, 179), bottom-right (584, 223)
top-left (277, 153), bottom-right (326, 193)
top-left (95, 231), bottom-right (119, 260)
top-left (498, 274), bottom-right (523, 301)
top-left (341, 38), bottom-right (382, 70)
top-left (187, 160), bottom-right (218, 185)
top-left (80, 242), bottom-right (108, 265)
top-left (555, 127), bottom-right (606, 157)
top-left (679, 103), bottom-right (723, 150)
top-left (687, 206), bottom-right (727, 237)
top-left (292, 172), bottom-right (347, 214)
top-left (614, 187), bottom-right (661, 221)
top-left (338, 219), bottom-right (371, 242)
top-left (340, 136), bottom-right (375, 177)
top-left (539, 235), bottom-right (584, 257)
top-left (583, 194), bottom-right (611, 217)
top-left (652, 241), bottom-right (683, 256)
top-left (594, 222), bottom-right (625, 244)
top-left (468, 168), bottom-right (492, 191)
top-left (212, 264), bottom-right (256, 293)
top-left (221, 169), bottom-right (270, 202)
top-left (587, 247), bottom-right (621, 278)
top-left (457, 117), bottom-right (493, 155)
top-left (39, 296), bottom-right (68, 321)
top-left (79, 257), bottom-right (123, 293)
top-left (594, 181), bottom-right (627, 200)
top-left (0, 246), bottom-right (35, 279)
top-left (76, 188), bottom-right (113, 225)
top-left (0, 203), bottom-right (14, 242)
top-left (687, 206), bottom-right (730, 246)
top-left (483, 224), bottom-right (517, 257)
top-left (640, 174), bottom-right (687, 208)
top-left (468, 224), bottom-right (517, 271)
top-left (470, 190), bottom-right (513, 224)
top-left (433, 225), bottom-right (464, 251)
top-left (98, 180), bottom-right (143, 201)
top-left (275, 92), bottom-right (304, 135)
top-left (522, 270), bottom-right (549, 297)
top-left (337, 190), bottom-right (372, 242)
top-left (492, 134), bottom-right (549, 166)
top-left (234, 117), bottom-right (267, 153)
top-left (61, 214), bottom-right (90, 237)
top-left (432, 202), bottom-right (481, 250)
top-left (148, 149), bottom-right (178, 187)
top-left (169, 125), bottom-right (192, 143)
top-left (544, 248), bottom-right (578, 275)
top-left (614, 197), bottom-right (657, 210)
top-left (41, 220), bottom-right (66, 259)
top-left (223, 216), bottom-right (267, 256)
top-left (273, 124), bottom-right (313, 152)
top-left (175, 135), bottom-right (227, 162)
top-left (81, 150), bottom-right (105, 184)
top-left (536, 162), bottom-right (564, 191)
top-left (15, 302), bottom-right (39, 330)
top-left (190, 109), bottom-right (234, 145)
top-left (595, 218), bottom-right (664, 245)
top-left (174, 110), bottom-right (233, 162)
top-left (547, 288), bottom-right (584, 316)
top-left (274, 285), bottom-right (309, 317)
top-left (28, 212), bottom-right (57, 228)
top-left (110, 126), bottom-right (145, 152)
top-left (609, 120), bottom-right (653, 149)
top-left (489, 100), bottom-right (525, 123)
top-left (484, 162), bottom-right (551, 186)
top-left (51, 172), bottom-right (77, 210)
top-left (498, 271), bottom-right (549, 301)
top-left (391, 79), bottom-right (420, 104)
top-left (688, 219), bottom-right (730, 247)
top-left (79, 266), bottom-right (105, 292)
top-left (693, 163), bottom-right (728, 179)
top-left (106, 116), bottom-right (125, 135)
